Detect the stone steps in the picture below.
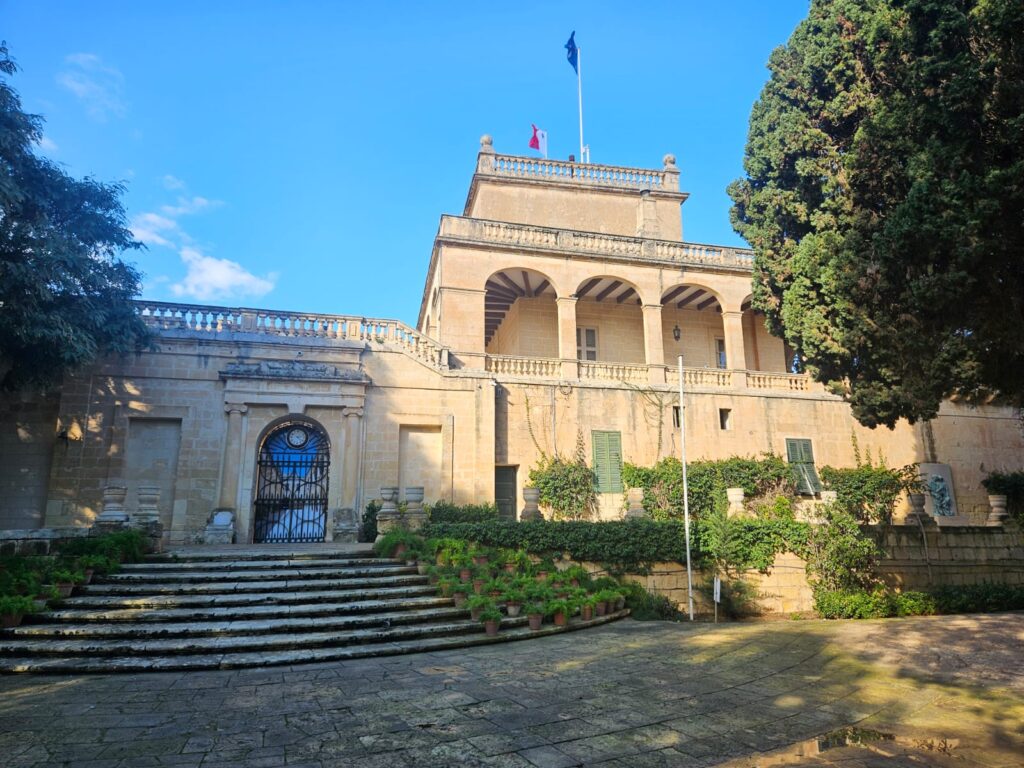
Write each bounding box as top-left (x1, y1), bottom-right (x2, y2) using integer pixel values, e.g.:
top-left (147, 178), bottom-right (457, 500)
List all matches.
top-left (0, 611), bottom-right (628, 673)
top-left (0, 544), bottom-right (628, 674)
top-left (56, 583), bottom-right (438, 611)
top-left (42, 594), bottom-right (450, 623)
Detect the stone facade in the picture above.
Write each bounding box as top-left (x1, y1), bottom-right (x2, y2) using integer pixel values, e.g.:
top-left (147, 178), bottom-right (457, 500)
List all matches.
top-left (2, 137), bottom-right (1023, 543)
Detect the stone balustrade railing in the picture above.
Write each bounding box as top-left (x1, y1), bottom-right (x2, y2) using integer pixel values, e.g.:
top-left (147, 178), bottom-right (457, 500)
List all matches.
top-left (485, 355), bottom-right (562, 378)
top-left (485, 154), bottom-right (675, 191)
top-left (579, 360), bottom-right (649, 384)
top-left (746, 371), bottom-right (810, 392)
top-left (667, 368), bottom-right (734, 388)
top-left (438, 216), bottom-right (754, 270)
top-left (137, 301), bottom-right (450, 369)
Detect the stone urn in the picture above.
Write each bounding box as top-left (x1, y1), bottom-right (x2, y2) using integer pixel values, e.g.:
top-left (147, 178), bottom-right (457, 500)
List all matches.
top-left (987, 494), bottom-right (1009, 526)
top-left (521, 487), bottom-right (542, 521)
top-left (376, 487), bottom-right (400, 538)
top-left (134, 485), bottom-right (161, 525)
top-left (625, 487), bottom-right (647, 519)
top-left (404, 486), bottom-right (427, 531)
top-left (98, 485), bottom-right (129, 522)
top-left (726, 487), bottom-right (745, 517)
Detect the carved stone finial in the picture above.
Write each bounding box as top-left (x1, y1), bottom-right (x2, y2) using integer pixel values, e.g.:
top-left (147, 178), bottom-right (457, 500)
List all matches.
top-left (663, 153), bottom-right (678, 171)
top-left (480, 134), bottom-right (495, 154)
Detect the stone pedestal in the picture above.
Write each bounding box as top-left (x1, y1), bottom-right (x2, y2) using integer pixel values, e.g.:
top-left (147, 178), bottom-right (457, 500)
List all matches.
top-left (987, 494), bottom-right (1009, 527)
top-left (903, 493), bottom-right (933, 527)
top-left (331, 508), bottom-right (360, 543)
top-left (404, 486), bottom-right (427, 531)
top-left (375, 487), bottom-right (400, 540)
top-left (133, 485), bottom-right (161, 526)
top-left (203, 509), bottom-right (235, 545)
top-left (726, 487), bottom-right (745, 517)
top-left (96, 485), bottom-right (129, 524)
top-left (521, 487), bottom-right (543, 521)
top-left (625, 487), bottom-right (647, 519)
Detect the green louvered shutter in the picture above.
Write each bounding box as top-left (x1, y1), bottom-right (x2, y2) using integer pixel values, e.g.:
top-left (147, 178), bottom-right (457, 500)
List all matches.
top-left (786, 438), bottom-right (821, 495)
top-left (592, 431), bottom-right (623, 493)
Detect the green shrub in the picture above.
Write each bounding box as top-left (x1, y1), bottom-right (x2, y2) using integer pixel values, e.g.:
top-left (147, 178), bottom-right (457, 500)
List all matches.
top-left (622, 455), bottom-right (796, 521)
top-left (815, 584), bottom-right (1023, 620)
top-left (617, 581), bottom-right (684, 621)
top-left (930, 583), bottom-right (1024, 614)
top-left (528, 455), bottom-right (596, 520)
top-left (58, 529), bottom-right (148, 563)
top-left (820, 464), bottom-right (919, 524)
top-left (427, 501), bottom-right (500, 523)
top-left (804, 504), bottom-right (880, 592)
top-left (982, 471), bottom-right (1024, 525)
top-left (360, 500), bottom-right (379, 542)
top-left (0, 594), bottom-right (37, 616)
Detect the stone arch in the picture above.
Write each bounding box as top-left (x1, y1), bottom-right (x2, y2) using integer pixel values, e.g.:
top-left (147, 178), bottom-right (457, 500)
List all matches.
top-left (739, 293), bottom-right (793, 372)
top-left (484, 267), bottom-right (559, 355)
top-left (573, 275), bottom-right (646, 364)
top-left (251, 416), bottom-right (331, 543)
top-left (660, 283), bottom-right (727, 369)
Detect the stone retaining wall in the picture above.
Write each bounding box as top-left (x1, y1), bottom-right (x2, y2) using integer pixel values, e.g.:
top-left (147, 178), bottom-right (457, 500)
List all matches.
top-left (0, 527), bottom-right (90, 556)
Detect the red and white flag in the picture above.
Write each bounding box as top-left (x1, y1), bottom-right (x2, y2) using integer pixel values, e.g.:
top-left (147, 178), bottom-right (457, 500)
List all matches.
top-left (528, 124), bottom-right (548, 158)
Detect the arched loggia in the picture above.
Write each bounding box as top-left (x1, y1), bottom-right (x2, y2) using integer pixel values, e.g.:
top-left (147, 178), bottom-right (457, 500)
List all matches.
top-left (574, 275), bottom-right (645, 363)
top-left (484, 268), bottom-right (558, 355)
top-left (660, 284), bottom-right (728, 368)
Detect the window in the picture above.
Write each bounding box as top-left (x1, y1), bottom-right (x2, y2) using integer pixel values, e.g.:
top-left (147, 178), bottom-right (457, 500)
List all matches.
top-left (672, 405), bottom-right (681, 428)
top-left (715, 338), bottom-right (727, 369)
top-left (786, 438), bottom-right (821, 495)
top-left (592, 430), bottom-right (623, 493)
top-left (577, 327), bottom-right (598, 360)
top-left (719, 408), bottom-right (731, 430)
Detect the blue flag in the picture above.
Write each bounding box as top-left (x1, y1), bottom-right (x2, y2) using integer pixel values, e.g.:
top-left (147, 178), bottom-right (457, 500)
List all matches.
top-left (565, 31), bottom-right (578, 74)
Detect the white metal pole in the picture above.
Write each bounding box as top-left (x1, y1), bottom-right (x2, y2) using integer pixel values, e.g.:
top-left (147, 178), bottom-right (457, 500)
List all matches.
top-left (577, 45), bottom-right (584, 163)
top-left (679, 355), bottom-right (694, 621)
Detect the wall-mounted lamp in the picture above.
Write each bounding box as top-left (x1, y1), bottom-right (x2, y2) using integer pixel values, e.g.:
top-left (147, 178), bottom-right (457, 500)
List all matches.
top-left (672, 324), bottom-right (681, 342)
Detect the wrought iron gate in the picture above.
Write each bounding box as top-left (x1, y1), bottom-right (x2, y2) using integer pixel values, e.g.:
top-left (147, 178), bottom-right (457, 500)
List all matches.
top-left (253, 423), bottom-right (329, 543)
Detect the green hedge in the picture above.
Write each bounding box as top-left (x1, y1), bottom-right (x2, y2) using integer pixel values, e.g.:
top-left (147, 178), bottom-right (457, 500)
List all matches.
top-left (622, 455), bottom-right (797, 521)
top-left (426, 501), bottom-right (501, 524)
top-left (819, 464), bottom-right (918, 524)
top-left (815, 583), bottom-right (1024, 619)
top-left (421, 517), bottom-right (808, 573)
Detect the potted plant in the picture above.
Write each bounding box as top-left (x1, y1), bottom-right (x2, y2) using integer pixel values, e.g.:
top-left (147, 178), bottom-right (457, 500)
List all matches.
top-left (563, 565), bottom-right (589, 588)
top-left (525, 602), bottom-right (544, 630)
top-left (469, 545), bottom-right (490, 567)
top-left (546, 598), bottom-right (571, 627)
top-left (453, 552), bottom-right (474, 582)
top-left (480, 606), bottom-right (502, 637)
top-left (436, 576), bottom-right (458, 598)
top-left (472, 573), bottom-right (486, 595)
top-left (452, 584), bottom-right (470, 608)
top-left (580, 596), bottom-right (596, 621)
top-left (503, 588), bottom-right (526, 617)
top-left (485, 577), bottom-right (506, 599)
top-left (0, 594), bottom-right (37, 628)
top-left (48, 568), bottom-right (78, 598)
top-left (467, 595), bottom-right (492, 622)
top-left (525, 581), bottom-right (554, 606)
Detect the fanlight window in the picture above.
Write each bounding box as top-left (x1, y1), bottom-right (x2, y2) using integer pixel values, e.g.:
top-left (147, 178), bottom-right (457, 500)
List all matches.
top-left (253, 422), bottom-right (330, 543)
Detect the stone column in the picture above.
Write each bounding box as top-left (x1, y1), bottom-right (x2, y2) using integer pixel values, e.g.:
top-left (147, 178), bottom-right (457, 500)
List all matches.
top-left (556, 296), bottom-right (579, 379)
top-left (341, 406), bottom-right (363, 513)
top-left (641, 303), bottom-right (666, 385)
top-left (722, 311), bottom-right (747, 371)
top-left (216, 404), bottom-right (248, 512)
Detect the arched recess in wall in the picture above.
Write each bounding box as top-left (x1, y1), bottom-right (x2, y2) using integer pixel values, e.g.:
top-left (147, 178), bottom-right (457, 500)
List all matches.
top-left (739, 294), bottom-right (794, 373)
top-left (660, 283), bottom-right (726, 369)
top-left (484, 267), bottom-right (559, 356)
top-left (251, 416), bottom-right (331, 544)
top-left (574, 275), bottom-right (645, 363)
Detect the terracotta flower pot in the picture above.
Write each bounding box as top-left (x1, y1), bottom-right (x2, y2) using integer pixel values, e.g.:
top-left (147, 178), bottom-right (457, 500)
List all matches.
top-left (581, 605), bottom-right (593, 621)
top-left (484, 619), bottom-right (500, 637)
top-left (488, 590), bottom-right (502, 599)
top-left (473, 556), bottom-right (488, 566)
top-left (55, 583), bottom-right (74, 598)
top-left (393, 543), bottom-right (407, 559)
top-left (473, 579), bottom-right (485, 595)
top-left (1, 613), bottom-right (24, 629)
top-left (459, 568), bottom-right (472, 582)
top-left (453, 593), bottom-right (467, 608)
top-left (506, 602), bottom-right (522, 617)
top-left (504, 563), bottom-right (516, 574)
top-left (470, 606), bottom-right (484, 621)
top-left (536, 571), bottom-right (548, 582)
top-left (595, 601), bottom-right (607, 617)
top-left (528, 614), bottom-right (543, 631)
top-left (553, 611), bottom-right (568, 627)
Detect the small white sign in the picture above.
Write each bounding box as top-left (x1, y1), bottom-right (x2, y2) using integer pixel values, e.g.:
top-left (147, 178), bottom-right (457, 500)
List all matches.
top-left (713, 576), bottom-right (721, 604)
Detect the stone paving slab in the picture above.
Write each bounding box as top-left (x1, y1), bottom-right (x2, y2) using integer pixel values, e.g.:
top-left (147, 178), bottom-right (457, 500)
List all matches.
top-left (1, 614), bottom-right (1022, 767)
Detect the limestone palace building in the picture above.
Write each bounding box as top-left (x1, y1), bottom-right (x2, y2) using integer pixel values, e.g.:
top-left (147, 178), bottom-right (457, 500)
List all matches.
top-left (2, 136), bottom-right (1022, 544)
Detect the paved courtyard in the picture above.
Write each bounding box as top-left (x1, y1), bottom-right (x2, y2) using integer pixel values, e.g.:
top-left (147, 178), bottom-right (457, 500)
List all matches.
top-left (1, 613), bottom-right (1022, 767)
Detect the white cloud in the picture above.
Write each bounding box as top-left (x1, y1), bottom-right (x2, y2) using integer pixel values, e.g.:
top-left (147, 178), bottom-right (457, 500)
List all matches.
top-left (57, 53), bottom-right (126, 121)
top-left (162, 175), bottom-right (186, 191)
top-left (160, 196), bottom-right (221, 217)
top-left (171, 247), bottom-right (276, 301)
top-left (37, 136), bottom-right (59, 153)
top-left (130, 212), bottom-right (181, 247)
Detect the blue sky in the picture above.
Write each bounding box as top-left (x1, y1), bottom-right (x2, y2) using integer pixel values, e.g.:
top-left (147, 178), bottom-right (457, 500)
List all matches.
top-left (7, 1), bottom-right (809, 325)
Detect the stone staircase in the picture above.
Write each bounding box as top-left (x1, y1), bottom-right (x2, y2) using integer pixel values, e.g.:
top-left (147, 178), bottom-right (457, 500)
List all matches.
top-left (0, 545), bottom-right (626, 673)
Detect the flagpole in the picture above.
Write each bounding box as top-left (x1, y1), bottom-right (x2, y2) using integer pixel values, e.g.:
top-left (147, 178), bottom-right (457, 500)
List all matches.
top-left (577, 45), bottom-right (585, 163)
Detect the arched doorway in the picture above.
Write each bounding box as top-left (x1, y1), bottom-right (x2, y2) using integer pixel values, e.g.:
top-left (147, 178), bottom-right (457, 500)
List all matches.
top-left (253, 421), bottom-right (330, 543)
